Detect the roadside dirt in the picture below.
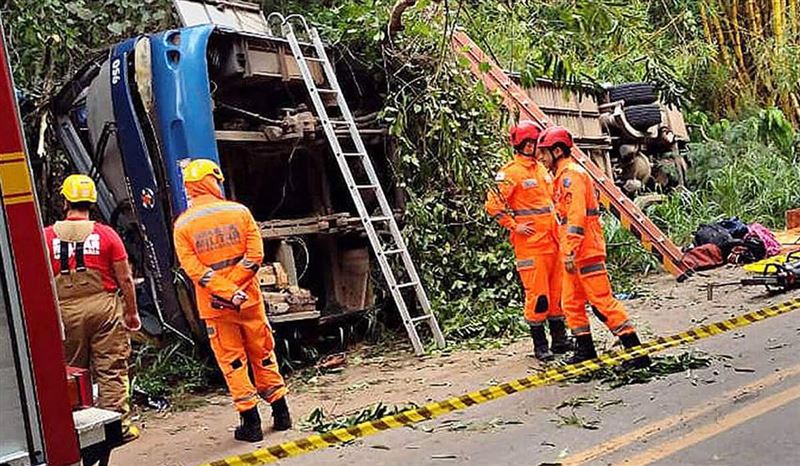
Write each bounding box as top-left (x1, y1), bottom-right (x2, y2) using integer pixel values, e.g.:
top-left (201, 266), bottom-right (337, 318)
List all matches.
top-left (113, 265), bottom-right (800, 466)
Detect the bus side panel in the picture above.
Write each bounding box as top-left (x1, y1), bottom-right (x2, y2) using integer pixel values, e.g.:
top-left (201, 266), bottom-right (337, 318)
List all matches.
top-left (150, 25), bottom-right (220, 215)
top-left (110, 38), bottom-right (189, 337)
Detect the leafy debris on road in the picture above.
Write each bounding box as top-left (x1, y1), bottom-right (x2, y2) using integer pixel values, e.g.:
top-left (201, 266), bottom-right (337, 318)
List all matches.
top-left (569, 351), bottom-right (712, 389)
top-left (301, 402), bottom-right (418, 433)
top-left (732, 366), bottom-right (756, 373)
top-left (551, 410), bottom-right (600, 430)
top-left (766, 343), bottom-right (787, 351)
top-left (598, 398), bottom-right (624, 409)
top-left (556, 395), bottom-right (598, 409)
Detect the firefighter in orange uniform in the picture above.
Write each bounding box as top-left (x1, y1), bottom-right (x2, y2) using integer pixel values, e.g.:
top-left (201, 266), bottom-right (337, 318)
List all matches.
top-left (486, 120), bottom-right (570, 361)
top-left (536, 126), bottom-right (650, 368)
top-left (173, 159), bottom-right (291, 442)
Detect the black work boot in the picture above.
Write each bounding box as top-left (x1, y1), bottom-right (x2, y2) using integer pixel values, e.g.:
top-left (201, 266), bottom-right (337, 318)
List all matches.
top-left (565, 334), bottom-right (598, 364)
top-left (271, 396), bottom-right (292, 431)
top-left (619, 332), bottom-right (652, 370)
top-left (530, 325), bottom-right (554, 362)
top-left (234, 406), bottom-right (263, 442)
top-left (548, 318), bottom-right (572, 354)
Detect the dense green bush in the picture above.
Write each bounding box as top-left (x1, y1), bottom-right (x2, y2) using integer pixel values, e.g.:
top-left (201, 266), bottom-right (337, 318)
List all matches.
top-left (650, 109), bottom-right (799, 246)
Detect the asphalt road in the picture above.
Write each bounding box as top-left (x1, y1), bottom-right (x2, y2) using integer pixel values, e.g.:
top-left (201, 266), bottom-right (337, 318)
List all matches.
top-left (283, 303), bottom-right (800, 466)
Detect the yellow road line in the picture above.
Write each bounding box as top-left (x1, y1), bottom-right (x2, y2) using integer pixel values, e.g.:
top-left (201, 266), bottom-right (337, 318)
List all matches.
top-left (616, 383), bottom-right (800, 466)
top-left (201, 298), bottom-right (800, 466)
top-left (561, 363), bottom-right (800, 465)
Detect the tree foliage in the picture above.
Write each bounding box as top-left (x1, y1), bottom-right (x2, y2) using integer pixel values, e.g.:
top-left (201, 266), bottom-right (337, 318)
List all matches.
top-left (1, 0), bottom-right (174, 106)
top-left (697, 0), bottom-right (800, 124)
top-left (2, 0), bottom-right (797, 343)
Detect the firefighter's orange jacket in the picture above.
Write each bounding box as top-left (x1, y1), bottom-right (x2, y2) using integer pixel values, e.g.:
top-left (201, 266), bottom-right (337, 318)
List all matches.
top-left (486, 154), bottom-right (559, 260)
top-left (553, 158), bottom-right (605, 263)
top-left (173, 177), bottom-right (263, 320)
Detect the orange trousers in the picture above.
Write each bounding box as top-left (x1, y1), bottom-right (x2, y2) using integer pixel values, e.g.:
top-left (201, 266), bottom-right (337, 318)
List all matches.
top-left (562, 261), bottom-right (634, 336)
top-left (518, 253), bottom-right (563, 325)
top-left (204, 300), bottom-right (287, 412)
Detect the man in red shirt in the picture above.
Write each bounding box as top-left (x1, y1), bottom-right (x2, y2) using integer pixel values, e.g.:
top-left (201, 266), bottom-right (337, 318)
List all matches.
top-left (43, 174), bottom-right (141, 442)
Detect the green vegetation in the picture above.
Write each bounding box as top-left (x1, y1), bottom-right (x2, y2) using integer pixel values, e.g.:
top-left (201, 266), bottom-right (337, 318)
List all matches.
top-left (571, 350), bottom-right (713, 388)
top-left (650, 108), bottom-right (799, 245)
top-left (1, 0), bottom-right (173, 103)
top-left (131, 341), bottom-right (213, 400)
top-left (302, 402), bottom-right (417, 433)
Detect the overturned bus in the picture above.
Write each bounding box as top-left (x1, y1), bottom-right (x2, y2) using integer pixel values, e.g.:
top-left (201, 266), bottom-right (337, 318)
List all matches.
top-left (51, 1), bottom-right (691, 351)
top-left (51, 2), bottom-right (394, 348)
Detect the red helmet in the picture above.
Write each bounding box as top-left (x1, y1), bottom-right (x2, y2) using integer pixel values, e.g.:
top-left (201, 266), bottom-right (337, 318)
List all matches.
top-left (509, 120), bottom-right (542, 148)
top-left (537, 126), bottom-right (574, 150)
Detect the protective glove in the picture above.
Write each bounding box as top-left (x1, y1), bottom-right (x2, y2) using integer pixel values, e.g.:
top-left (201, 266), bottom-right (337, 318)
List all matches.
top-left (231, 290), bottom-right (249, 307)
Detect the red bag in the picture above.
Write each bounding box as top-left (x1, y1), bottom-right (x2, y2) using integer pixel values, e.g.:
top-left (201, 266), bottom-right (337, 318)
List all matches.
top-left (682, 244), bottom-right (724, 271)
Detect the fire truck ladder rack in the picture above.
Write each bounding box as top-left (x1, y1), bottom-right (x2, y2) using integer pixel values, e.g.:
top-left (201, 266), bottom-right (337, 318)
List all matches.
top-left (451, 30), bottom-right (692, 281)
top-left (284, 18), bottom-right (446, 355)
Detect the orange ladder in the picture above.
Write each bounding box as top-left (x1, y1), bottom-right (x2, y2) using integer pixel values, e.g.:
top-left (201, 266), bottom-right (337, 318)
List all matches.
top-left (452, 31), bottom-right (691, 281)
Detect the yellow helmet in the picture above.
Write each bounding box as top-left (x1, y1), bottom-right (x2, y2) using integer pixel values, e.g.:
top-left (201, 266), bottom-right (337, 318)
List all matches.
top-left (61, 174), bottom-right (97, 203)
top-left (182, 159), bottom-right (225, 183)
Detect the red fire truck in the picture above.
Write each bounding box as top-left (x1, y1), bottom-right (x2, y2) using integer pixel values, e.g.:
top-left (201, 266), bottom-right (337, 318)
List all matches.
top-left (0, 17), bottom-right (122, 466)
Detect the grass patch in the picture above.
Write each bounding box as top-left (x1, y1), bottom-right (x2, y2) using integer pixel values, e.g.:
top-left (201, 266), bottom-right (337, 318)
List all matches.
top-left (131, 341), bottom-right (215, 403)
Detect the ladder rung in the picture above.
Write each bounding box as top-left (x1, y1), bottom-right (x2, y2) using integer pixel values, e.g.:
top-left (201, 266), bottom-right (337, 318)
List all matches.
top-left (395, 281), bottom-right (419, 289)
top-left (286, 28), bottom-right (445, 355)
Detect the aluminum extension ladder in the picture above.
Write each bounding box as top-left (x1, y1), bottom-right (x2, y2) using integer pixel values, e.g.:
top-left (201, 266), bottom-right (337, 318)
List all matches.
top-left (283, 18), bottom-right (445, 355)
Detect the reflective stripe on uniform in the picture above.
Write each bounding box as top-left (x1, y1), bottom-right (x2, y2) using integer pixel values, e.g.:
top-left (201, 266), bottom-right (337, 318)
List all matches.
top-left (209, 255), bottom-right (244, 271)
top-left (259, 385), bottom-right (283, 400)
top-left (516, 258), bottom-right (535, 268)
top-left (199, 270), bottom-right (213, 287)
top-left (233, 392), bottom-right (258, 404)
top-left (586, 208), bottom-right (601, 216)
top-left (512, 206), bottom-right (553, 216)
top-left (491, 212), bottom-right (508, 220)
top-left (241, 258), bottom-right (260, 272)
top-left (174, 203), bottom-right (248, 229)
top-left (567, 225), bottom-right (585, 235)
top-left (579, 263), bottom-right (606, 275)
top-left (611, 320), bottom-right (633, 335)
top-left (572, 325), bottom-right (591, 336)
